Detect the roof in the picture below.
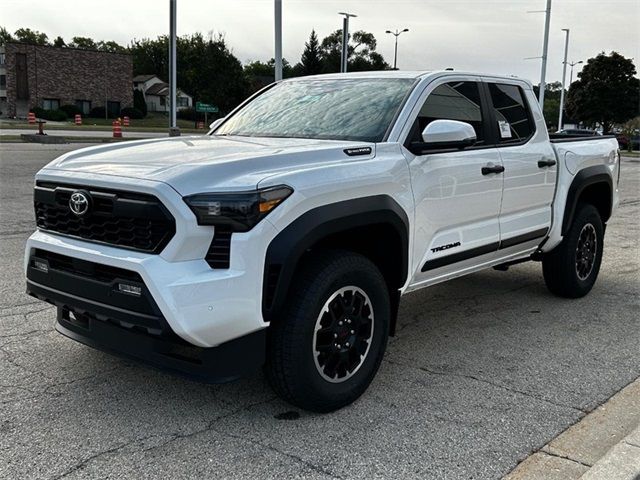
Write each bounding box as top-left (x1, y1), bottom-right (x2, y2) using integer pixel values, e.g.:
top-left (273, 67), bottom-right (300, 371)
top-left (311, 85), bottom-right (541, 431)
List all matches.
top-left (145, 82), bottom-right (169, 96)
top-left (133, 74), bottom-right (158, 83)
top-left (280, 70), bottom-right (533, 88)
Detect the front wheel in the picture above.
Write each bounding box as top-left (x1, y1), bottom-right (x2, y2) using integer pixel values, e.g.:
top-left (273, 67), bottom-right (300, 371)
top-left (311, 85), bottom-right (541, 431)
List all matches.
top-left (266, 250), bottom-right (390, 412)
top-left (542, 204), bottom-right (604, 298)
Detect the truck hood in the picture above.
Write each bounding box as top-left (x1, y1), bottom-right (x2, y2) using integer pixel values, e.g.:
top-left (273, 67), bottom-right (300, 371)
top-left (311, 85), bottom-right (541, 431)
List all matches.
top-left (42, 135), bottom-right (375, 195)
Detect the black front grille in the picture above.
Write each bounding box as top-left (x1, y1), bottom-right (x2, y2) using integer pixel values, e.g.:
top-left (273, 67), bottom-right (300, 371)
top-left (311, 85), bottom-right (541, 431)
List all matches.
top-left (34, 182), bottom-right (176, 253)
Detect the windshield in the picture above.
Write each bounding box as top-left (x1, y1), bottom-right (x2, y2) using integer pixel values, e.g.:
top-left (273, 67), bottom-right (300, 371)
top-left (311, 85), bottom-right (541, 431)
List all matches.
top-left (214, 78), bottom-right (414, 142)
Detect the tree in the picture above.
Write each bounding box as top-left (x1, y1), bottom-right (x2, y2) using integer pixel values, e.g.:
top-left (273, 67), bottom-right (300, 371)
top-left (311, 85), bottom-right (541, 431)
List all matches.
top-left (129, 33), bottom-right (250, 114)
top-left (97, 40), bottom-right (126, 53)
top-left (13, 28), bottom-right (49, 45)
top-left (244, 58), bottom-right (293, 78)
top-left (0, 27), bottom-right (13, 46)
top-left (53, 36), bottom-right (66, 48)
top-left (296, 29), bottom-right (322, 76)
top-left (133, 89), bottom-right (147, 117)
top-left (565, 51), bottom-right (640, 133)
top-left (319, 29), bottom-right (390, 73)
top-left (69, 36), bottom-right (97, 50)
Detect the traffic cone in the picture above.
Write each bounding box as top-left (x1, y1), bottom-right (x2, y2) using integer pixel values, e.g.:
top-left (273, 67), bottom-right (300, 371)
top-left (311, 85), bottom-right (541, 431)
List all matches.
top-left (112, 120), bottom-right (122, 138)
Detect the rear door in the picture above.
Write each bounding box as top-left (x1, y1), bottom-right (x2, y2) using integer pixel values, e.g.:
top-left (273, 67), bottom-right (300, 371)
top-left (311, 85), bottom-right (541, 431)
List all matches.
top-left (483, 81), bottom-right (557, 247)
top-left (403, 77), bottom-right (505, 286)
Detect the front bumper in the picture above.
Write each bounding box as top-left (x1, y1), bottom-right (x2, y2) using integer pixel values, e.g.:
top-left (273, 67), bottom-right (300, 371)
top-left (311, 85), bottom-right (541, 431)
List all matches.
top-left (26, 251), bottom-right (266, 382)
top-left (25, 218), bottom-right (278, 348)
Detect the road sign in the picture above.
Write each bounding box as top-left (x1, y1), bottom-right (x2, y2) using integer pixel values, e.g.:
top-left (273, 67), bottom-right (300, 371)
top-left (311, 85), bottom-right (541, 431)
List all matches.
top-left (196, 102), bottom-right (219, 113)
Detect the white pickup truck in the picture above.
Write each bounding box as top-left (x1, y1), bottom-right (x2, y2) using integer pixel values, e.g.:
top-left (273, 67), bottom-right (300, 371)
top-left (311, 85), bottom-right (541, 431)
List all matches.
top-left (25, 71), bottom-right (620, 412)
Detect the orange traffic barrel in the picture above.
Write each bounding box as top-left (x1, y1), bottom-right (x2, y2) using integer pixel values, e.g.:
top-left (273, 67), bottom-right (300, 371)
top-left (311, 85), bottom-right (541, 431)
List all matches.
top-left (74, 114), bottom-right (82, 125)
top-left (28, 112), bottom-right (36, 124)
top-left (123, 116), bottom-right (130, 127)
top-left (112, 120), bottom-right (122, 138)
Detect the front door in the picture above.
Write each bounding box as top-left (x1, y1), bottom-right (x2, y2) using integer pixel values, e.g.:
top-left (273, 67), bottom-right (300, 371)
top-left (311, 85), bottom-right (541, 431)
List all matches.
top-left (404, 79), bottom-right (504, 287)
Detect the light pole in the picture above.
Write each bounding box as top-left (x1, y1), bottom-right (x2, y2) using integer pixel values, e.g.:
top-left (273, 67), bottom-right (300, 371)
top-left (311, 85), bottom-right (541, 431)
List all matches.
top-left (385, 28), bottom-right (409, 70)
top-left (274, 0), bottom-right (283, 81)
top-left (338, 12), bottom-right (357, 73)
top-left (568, 60), bottom-right (583, 86)
top-left (558, 28), bottom-right (569, 131)
top-left (538, 0), bottom-right (552, 107)
top-left (168, 0), bottom-right (179, 135)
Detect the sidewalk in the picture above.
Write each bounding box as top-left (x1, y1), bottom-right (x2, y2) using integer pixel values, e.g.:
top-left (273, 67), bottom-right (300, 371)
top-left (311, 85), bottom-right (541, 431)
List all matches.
top-left (506, 378), bottom-right (640, 479)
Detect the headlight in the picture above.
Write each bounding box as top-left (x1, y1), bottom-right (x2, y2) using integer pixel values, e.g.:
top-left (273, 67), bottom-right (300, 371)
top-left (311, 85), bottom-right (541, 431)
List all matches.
top-left (184, 185), bottom-right (293, 231)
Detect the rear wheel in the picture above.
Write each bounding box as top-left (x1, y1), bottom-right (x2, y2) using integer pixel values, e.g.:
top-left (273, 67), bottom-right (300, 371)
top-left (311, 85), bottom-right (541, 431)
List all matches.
top-left (542, 204), bottom-right (604, 298)
top-left (266, 250), bottom-right (390, 412)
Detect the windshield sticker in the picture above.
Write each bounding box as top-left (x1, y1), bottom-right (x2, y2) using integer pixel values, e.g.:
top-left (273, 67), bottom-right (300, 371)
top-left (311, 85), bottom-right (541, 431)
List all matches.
top-left (498, 120), bottom-right (512, 138)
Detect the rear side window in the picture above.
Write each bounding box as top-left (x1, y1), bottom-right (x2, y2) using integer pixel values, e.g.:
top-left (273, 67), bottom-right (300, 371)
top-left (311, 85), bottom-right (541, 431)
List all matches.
top-left (487, 83), bottom-right (535, 143)
top-left (413, 81), bottom-right (486, 146)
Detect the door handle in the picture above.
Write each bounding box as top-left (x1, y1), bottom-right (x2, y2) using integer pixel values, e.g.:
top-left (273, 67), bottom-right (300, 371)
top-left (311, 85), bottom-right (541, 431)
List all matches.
top-left (481, 164), bottom-right (505, 175)
top-left (538, 159), bottom-right (557, 168)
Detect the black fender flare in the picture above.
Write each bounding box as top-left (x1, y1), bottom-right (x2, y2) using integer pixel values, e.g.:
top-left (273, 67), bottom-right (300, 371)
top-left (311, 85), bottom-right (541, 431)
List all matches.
top-left (562, 165), bottom-right (613, 236)
top-left (262, 195), bottom-right (410, 324)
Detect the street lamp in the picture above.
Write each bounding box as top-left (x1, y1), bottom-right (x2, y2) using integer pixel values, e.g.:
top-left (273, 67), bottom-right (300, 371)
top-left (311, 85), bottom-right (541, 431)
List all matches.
top-left (558, 28), bottom-right (570, 131)
top-left (567, 60), bottom-right (583, 85)
top-left (338, 12), bottom-right (357, 73)
top-left (385, 28), bottom-right (409, 70)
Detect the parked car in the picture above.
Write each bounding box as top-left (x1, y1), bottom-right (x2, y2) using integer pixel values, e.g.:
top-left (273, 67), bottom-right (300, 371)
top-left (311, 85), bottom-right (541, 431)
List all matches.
top-left (26, 71), bottom-right (620, 412)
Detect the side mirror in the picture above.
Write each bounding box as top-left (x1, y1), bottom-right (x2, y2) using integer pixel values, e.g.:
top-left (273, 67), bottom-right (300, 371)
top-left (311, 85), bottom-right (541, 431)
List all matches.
top-left (420, 119), bottom-right (477, 149)
top-left (209, 117), bottom-right (225, 130)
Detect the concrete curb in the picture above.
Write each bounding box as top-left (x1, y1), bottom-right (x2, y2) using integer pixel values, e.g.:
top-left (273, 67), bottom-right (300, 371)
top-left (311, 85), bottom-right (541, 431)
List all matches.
top-left (580, 425), bottom-right (640, 479)
top-left (505, 378), bottom-right (640, 480)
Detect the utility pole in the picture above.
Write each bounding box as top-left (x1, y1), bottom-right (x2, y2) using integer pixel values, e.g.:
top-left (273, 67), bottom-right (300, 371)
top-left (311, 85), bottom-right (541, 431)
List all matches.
top-left (169, 0), bottom-right (179, 136)
top-left (538, 0), bottom-right (552, 107)
top-left (385, 28), bottom-right (409, 70)
top-left (558, 28), bottom-right (570, 131)
top-left (338, 12), bottom-right (357, 73)
top-left (274, 0), bottom-right (283, 81)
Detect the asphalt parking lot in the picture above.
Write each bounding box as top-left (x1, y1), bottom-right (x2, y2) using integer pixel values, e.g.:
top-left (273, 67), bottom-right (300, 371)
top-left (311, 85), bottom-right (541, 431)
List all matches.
top-left (1, 143), bottom-right (639, 479)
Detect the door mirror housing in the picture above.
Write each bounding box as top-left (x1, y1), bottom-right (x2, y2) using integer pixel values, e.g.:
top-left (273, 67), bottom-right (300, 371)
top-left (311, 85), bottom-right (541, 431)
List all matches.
top-left (209, 117), bottom-right (225, 130)
top-left (420, 119), bottom-right (477, 150)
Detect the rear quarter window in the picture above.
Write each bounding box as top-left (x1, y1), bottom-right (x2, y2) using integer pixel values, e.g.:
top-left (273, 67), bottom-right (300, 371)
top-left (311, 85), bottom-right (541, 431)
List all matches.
top-left (487, 83), bottom-right (535, 144)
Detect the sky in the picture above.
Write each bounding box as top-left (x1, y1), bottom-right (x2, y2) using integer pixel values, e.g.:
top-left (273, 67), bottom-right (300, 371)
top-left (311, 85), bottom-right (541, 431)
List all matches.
top-left (3, 0), bottom-right (639, 85)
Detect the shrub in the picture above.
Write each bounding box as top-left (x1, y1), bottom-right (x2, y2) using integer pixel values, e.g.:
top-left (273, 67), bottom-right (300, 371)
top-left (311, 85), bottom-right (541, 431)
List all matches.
top-left (177, 107), bottom-right (197, 121)
top-left (60, 104), bottom-right (82, 117)
top-left (133, 89), bottom-right (147, 117)
top-left (88, 106), bottom-right (106, 118)
top-left (121, 107), bottom-right (144, 119)
top-left (32, 107), bottom-right (68, 122)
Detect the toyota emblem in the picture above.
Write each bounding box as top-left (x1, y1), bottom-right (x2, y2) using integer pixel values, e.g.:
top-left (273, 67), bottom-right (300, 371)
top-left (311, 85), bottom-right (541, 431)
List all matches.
top-left (69, 191), bottom-right (90, 216)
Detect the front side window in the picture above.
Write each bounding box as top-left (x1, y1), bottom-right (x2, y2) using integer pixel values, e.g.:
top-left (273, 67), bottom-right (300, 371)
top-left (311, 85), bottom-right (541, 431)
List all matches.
top-left (411, 81), bottom-right (486, 146)
top-left (215, 78), bottom-right (415, 142)
top-left (487, 83), bottom-right (535, 143)
top-left (42, 98), bottom-right (60, 110)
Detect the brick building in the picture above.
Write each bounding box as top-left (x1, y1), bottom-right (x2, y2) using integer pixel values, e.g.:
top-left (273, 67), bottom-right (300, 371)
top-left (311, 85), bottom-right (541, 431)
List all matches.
top-left (0, 42), bottom-right (133, 118)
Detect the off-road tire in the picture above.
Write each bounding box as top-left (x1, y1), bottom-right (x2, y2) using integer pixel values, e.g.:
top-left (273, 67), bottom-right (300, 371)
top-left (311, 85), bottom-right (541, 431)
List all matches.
top-left (542, 204), bottom-right (604, 298)
top-left (266, 250), bottom-right (390, 412)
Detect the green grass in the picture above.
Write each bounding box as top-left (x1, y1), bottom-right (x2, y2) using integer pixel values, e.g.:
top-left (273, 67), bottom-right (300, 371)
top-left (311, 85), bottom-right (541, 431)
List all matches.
top-left (620, 150), bottom-right (640, 158)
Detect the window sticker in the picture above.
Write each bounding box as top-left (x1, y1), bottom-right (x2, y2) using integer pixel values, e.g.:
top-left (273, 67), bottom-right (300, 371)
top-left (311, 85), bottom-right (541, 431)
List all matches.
top-left (498, 120), bottom-right (512, 138)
